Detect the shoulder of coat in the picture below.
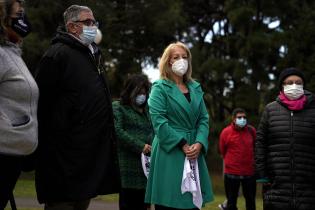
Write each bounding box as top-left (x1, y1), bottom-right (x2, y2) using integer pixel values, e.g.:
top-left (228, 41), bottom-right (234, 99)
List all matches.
top-left (221, 124), bottom-right (232, 134)
top-left (187, 80), bottom-right (201, 89)
top-left (153, 79), bottom-right (174, 89)
top-left (266, 100), bottom-right (279, 110)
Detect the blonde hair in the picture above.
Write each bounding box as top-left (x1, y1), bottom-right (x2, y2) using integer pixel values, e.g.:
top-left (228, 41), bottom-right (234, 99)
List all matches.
top-left (159, 41), bottom-right (193, 83)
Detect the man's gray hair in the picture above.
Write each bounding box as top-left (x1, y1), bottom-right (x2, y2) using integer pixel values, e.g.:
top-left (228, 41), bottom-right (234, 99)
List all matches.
top-left (63, 5), bottom-right (91, 25)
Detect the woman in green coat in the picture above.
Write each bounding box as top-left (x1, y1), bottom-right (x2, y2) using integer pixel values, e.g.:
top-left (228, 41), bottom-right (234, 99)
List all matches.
top-left (145, 42), bottom-right (214, 209)
top-left (113, 74), bottom-right (153, 210)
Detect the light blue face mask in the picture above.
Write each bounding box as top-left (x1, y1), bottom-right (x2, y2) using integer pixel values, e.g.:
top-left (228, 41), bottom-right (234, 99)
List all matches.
top-left (235, 117), bottom-right (247, 128)
top-left (135, 94), bottom-right (146, 106)
top-left (79, 26), bottom-right (97, 45)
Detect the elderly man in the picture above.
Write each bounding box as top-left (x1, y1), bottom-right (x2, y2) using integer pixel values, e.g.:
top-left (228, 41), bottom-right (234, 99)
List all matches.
top-left (35, 5), bottom-right (120, 210)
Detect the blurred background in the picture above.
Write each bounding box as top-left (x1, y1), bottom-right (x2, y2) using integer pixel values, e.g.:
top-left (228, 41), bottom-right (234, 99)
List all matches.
top-left (11, 0), bottom-right (315, 209)
top-left (22, 0), bottom-right (315, 181)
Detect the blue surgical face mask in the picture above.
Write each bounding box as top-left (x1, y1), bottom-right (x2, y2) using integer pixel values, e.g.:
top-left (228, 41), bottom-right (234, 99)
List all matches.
top-left (79, 25), bottom-right (97, 45)
top-left (135, 94), bottom-right (146, 106)
top-left (235, 117), bottom-right (247, 128)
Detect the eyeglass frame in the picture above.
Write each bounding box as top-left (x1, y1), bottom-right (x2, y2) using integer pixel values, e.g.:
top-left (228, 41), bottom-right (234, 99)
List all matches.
top-left (73, 19), bottom-right (99, 27)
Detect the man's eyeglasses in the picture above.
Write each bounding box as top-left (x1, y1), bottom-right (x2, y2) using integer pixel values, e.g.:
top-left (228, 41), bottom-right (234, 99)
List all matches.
top-left (74, 19), bottom-right (99, 27)
top-left (282, 80), bottom-right (303, 86)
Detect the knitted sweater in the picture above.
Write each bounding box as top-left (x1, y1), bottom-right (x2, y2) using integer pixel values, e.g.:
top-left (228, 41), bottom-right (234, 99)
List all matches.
top-left (0, 42), bottom-right (39, 155)
top-left (112, 100), bottom-right (153, 189)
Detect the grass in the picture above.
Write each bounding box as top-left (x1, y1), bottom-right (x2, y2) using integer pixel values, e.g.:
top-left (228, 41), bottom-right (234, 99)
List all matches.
top-left (13, 179), bottom-right (37, 197)
top-left (5, 209), bottom-right (42, 210)
top-left (203, 174), bottom-right (263, 210)
top-left (10, 172), bottom-right (263, 210)
top-left (205, 194), bottom-right (263, 210)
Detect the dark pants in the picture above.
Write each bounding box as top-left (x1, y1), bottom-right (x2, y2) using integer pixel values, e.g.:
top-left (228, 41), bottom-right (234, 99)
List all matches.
top-left (0, 155), bottom-right (23, 210)
top-left (119, 188), bottom-right (148, 210)
top-left (44, 199), bottom-right (90, 210)
top-left (155, 204), bottom-right (198, 210)
top-left (224, 174), bottom-right (256, 210)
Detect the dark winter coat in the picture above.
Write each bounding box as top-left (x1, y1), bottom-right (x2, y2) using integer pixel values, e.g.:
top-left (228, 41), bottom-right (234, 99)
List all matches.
top-left (35, 29), bottom-right (120, 203)
top-left (255, 90), bottom-right (315, 210)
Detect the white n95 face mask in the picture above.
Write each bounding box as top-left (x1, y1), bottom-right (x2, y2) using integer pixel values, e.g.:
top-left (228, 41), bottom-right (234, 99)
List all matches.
top-left (283, 84), bottom-right (304, 100)
top-left (171, 59), bottom-right (188, 76)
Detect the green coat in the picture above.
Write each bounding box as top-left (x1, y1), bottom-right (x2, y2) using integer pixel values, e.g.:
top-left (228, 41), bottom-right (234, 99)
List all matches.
top-left (112, 101), bottom-right (153, 189)
top-left (145, 79), bottom-right (214, 208)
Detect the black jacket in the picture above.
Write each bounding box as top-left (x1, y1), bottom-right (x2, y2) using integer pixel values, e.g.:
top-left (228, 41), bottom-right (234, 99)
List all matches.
top-left (35, 29), bottom-right (120, 203)
top-left (255, 90), bottom-right (315, 210)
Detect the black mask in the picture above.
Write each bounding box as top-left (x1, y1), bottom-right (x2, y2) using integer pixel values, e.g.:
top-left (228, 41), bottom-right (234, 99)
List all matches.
top-left (11, 13), bottom-right (31, 37)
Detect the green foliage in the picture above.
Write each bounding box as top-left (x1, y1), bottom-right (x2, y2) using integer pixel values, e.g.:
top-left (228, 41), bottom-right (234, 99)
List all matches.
top-left (22, 33), bottom-right (50, 74)
top-left (93, 0), bottom-right (186, 96)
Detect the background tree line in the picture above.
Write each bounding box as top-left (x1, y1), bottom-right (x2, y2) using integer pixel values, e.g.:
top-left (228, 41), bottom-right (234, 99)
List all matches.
top-left (23, 0), bottom-right (315, 170)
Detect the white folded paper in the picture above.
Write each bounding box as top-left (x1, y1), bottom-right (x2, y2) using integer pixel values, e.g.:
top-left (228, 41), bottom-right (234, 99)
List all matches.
top-left (181, 157), bottom-right (203, 209)
top-left (141, 153), bottom-right (150, 178)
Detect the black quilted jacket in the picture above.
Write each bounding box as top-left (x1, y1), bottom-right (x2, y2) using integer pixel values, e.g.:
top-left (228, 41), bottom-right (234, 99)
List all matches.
top-left (255, 90), bottom-right (315, 210)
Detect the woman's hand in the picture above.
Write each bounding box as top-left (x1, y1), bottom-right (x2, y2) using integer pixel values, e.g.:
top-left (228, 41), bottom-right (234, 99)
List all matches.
top-left (186, 142), bottom-right (202, 160)
top-left (142, 144), bottom-right (152, 154)
top-left (182, 144), bottom-right (190, 155)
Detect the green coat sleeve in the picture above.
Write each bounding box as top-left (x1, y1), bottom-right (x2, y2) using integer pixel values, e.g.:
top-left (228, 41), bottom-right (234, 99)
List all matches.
top-left (195, 98), bottom-right (209, 154)
top-left (112, 102), bottom-right (145, 154)
top-left (148, 82), bottom-right (185, 153)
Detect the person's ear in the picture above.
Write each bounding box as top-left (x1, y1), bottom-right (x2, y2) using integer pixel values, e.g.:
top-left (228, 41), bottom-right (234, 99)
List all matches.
top-left (66, 22), bottom-right (77, 34)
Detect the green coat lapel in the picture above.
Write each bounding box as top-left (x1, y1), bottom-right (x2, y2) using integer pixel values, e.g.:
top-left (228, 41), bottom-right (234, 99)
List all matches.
top-left (187, 80), bottom-right (203, 120)
top-left (161, 80), bottom-right (203, 126)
